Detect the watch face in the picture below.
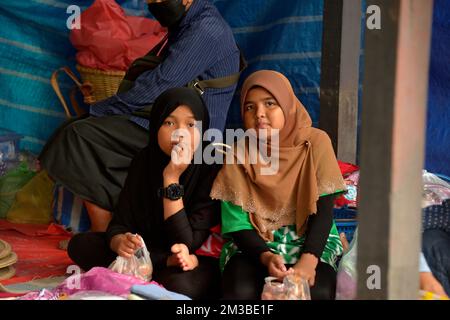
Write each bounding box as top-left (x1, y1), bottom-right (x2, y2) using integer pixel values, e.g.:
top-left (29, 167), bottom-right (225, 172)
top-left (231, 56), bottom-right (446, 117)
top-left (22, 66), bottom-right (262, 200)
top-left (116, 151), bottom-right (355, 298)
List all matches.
top-left (167, 184), bottom-right (183, 199)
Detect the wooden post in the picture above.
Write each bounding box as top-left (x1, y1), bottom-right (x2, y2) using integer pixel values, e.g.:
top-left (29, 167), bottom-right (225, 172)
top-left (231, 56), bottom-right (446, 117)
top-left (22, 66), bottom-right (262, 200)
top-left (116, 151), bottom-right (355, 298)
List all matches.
top-left (319, 0), bottom-right (361, 164)
top-left (357, 0), bottom-right (434, 299)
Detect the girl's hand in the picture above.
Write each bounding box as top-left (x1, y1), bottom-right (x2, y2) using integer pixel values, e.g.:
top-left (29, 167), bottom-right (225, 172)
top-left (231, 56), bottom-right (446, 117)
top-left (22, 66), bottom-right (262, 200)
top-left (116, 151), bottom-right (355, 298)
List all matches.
top-left (110, 233), bottom-right (143, 259)
top-left (292, 253), bottom-right (319, 287)
top-left (260, 251), bottom-right (289, 280)
top-left (420, 272), bottom-right (449, 298)
top-left (163, 142), bottom-right (192, 182)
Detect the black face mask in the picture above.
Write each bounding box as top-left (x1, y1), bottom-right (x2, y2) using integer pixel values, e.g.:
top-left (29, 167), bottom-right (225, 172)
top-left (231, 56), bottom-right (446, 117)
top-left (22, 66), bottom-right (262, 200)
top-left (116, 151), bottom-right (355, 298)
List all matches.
top-left (148, 0), bottom-right (187, 29)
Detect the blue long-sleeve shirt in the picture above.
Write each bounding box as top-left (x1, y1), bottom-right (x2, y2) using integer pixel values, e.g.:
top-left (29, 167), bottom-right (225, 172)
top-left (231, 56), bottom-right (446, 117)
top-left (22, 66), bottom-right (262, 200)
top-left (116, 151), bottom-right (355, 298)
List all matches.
top-left (419, 252), bottom-right (431, 273)
top-left (90, 0), bottom-right (240, 132)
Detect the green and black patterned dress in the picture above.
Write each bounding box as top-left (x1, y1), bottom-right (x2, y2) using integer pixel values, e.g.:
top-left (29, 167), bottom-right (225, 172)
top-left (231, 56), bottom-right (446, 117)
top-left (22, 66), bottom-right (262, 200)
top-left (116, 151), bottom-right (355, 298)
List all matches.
top-left (219, 200), bottom-right (343, 272)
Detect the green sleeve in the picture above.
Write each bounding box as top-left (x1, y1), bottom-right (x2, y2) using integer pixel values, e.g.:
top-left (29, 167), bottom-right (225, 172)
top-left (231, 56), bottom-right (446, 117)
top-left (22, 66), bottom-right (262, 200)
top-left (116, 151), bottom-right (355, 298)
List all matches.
top-left (221, 201), bottom-right (254, 235)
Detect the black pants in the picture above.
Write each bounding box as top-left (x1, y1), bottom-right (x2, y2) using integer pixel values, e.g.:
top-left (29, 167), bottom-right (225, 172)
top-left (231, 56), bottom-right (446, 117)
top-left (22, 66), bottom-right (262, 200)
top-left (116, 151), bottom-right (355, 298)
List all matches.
top-left (67, 232), bottom-right (221, 300)
top-left (222, 253), bottom-right (337, 300)
top-left (39, 115), bottom-right (149, 211)
top-left (422, 229), bottom-right (450, 295)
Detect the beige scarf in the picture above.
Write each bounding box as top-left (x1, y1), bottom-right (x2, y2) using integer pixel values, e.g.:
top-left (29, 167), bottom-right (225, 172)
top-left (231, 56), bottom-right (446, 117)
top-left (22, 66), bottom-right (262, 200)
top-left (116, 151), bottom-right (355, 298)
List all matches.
top-left (210, 70), bottom-right (346, 241)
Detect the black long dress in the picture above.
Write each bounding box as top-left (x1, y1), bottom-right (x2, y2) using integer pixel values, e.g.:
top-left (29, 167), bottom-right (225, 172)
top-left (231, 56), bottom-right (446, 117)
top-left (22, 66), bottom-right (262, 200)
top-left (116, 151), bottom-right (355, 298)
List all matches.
top-left (68, 88), bottom-right (222, 299)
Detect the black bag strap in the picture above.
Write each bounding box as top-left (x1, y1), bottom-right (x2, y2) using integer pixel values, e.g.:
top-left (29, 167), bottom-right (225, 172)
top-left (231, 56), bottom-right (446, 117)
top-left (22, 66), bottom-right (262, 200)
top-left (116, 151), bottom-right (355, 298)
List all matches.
top-left (137, 35), bottom-right (247, 94)
top-left (191, 50), bottom-right (248, 95)
top-left (148, 34), bottom-right (169, 57)
top-left (127, 41), bottom-right (248, 119)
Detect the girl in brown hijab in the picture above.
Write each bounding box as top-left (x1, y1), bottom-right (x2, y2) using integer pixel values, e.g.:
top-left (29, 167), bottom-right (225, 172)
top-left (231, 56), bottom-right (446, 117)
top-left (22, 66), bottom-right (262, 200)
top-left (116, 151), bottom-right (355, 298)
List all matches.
top-left (211, 70), bottom-right (346, 300)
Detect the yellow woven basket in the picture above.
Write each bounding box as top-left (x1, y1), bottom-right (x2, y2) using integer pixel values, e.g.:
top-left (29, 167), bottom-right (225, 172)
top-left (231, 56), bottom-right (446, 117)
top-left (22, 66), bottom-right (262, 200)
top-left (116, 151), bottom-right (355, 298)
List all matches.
top-left (75, 64), bottom-right (126, 103)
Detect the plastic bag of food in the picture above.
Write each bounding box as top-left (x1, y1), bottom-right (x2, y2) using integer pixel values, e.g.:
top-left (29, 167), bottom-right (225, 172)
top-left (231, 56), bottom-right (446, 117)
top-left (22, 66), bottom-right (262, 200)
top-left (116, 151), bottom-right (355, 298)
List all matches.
top-left (109, 235), bottom-right (153, 281)
top-left (19, 266), bottom-right (154, 300)
top-left (261, 275), bottom-right (311, 300)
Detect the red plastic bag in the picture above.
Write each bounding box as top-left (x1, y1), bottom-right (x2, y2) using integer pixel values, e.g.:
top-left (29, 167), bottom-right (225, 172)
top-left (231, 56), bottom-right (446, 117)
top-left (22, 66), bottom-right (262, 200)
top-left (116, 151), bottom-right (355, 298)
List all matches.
top-left (70, 0), bottom-right (166, 71)
top-left (337, 161), bottom-right (359, 177)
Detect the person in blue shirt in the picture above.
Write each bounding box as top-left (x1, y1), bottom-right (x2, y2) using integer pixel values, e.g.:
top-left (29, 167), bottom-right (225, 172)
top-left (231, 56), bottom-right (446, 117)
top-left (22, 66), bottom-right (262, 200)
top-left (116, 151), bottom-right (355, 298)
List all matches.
top-left (39, 0), bottom-right (240, 232)
top-left (419, 252), bottom-right (448, 298)
top-left (421, 198), bottom-right (450, 297)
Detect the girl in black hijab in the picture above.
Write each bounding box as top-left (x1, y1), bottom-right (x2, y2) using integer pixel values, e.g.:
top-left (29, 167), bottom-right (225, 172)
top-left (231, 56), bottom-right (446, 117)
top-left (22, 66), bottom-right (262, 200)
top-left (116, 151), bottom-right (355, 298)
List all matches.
top-left (68, 87), bottom-right (221, 299)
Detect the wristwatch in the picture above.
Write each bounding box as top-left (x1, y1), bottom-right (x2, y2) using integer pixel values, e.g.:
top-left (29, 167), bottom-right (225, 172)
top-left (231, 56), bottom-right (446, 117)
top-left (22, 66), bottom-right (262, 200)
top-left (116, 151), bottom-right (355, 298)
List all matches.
top-left (157, 183), bottom-right (184, 200)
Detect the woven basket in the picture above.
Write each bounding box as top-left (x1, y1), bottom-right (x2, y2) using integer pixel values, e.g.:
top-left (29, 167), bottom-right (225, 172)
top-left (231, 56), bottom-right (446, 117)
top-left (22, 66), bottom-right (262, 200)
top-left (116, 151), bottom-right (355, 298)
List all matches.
top-left (0, 239), bottom-right (12, 260)
top-left (76, 64), bottom-right (126, 103)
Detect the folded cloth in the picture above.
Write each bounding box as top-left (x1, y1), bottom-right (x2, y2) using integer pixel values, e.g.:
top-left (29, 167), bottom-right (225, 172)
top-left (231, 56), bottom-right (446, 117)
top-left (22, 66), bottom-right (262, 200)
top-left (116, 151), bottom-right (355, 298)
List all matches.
top-left (131, 284), bottom-right (191, 300)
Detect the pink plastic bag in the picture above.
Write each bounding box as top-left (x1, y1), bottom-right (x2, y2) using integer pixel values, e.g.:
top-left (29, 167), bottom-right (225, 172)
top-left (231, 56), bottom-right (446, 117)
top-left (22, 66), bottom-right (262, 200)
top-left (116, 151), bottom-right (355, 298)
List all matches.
top-left (70, 0), bottom-right (166, 71)
top-left (18, 267), bottom-right (160, 300)
top-left (56, 267), bottom-right (157, 297)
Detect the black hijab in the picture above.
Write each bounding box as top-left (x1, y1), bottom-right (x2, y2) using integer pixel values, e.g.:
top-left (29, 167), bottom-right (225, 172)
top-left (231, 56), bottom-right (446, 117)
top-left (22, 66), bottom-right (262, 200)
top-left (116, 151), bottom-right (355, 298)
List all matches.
top-left (146, 87), bottom-right (209, 204)
top-left (108, 87), bottom-right (217, 245)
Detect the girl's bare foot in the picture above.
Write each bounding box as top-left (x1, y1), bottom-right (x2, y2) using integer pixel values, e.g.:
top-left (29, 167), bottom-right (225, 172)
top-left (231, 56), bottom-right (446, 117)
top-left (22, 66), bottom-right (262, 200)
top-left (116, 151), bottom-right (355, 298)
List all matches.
top-left (170, 243), bottom-right (198, 271)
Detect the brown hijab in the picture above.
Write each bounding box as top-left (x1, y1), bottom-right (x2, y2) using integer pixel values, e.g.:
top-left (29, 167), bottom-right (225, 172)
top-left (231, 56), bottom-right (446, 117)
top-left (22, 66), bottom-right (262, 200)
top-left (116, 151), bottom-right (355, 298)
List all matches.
top-left (210, 70), bottom-right (346, 240)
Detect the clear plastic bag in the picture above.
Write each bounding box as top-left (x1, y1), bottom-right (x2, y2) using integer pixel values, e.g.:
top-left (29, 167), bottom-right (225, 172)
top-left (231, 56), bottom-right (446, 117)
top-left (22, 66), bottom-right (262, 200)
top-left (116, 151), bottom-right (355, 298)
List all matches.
top-left (261, 275), bottom-right (311, 300)
top-left (422, 170), bottom-right (450, 208)
top-left (109, 235), bottom-right (153, 282)
top-left (336, 228), bottom-right (358, 300)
